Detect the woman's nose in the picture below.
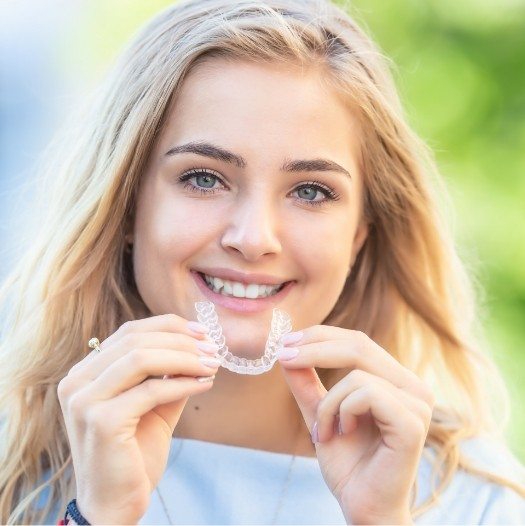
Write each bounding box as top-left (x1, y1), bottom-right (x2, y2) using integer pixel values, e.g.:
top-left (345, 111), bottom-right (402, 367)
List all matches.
top-left (220, 195), bottom-right (282, 261)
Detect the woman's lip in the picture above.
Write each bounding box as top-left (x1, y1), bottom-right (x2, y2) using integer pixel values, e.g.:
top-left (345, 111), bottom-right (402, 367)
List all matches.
top-left (191, 271), bottom-right (294, 313)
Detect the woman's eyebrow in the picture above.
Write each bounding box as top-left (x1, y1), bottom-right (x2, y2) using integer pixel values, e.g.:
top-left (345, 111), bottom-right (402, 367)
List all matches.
top-left (165, 140), bottom-right (352, 181)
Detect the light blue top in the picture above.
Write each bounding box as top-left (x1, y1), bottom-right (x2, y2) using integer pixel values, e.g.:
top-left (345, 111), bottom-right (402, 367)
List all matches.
top-left (39, 435), bottom-right (524, 524)
top-left (137, 436), bottom-right (525, 525)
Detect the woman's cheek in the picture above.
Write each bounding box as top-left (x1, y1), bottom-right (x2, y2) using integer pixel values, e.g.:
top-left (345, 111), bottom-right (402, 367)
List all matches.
top-left (153, 198), bottom-right (220, 246)
top-left (307, 220), bottom-right (353, 282)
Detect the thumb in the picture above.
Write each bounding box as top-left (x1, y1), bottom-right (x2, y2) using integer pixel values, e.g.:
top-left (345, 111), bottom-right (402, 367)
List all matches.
top-left (279, 363), bottom-right (327, 432)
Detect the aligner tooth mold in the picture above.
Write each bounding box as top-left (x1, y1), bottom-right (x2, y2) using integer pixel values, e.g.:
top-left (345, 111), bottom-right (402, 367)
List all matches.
top-left (194, 301), bottom-right (292, 375)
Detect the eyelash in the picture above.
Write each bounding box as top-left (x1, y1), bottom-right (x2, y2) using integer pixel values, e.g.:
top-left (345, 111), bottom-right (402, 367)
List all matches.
top-left (177, 167), bottom-right (341, 207)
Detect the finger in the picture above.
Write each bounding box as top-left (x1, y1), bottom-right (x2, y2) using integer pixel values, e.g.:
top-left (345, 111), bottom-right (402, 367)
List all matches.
top-left (279, 328), bottom-right (433, 404)
top-left (101, 331), bottom-right (219, 356)
top-left (82, 348), bottom-right (221, 401)
top-left (279, 364), bottom-right (327, 436)
top-left (74, 331), bottom-right (220, 383)
top-left (104, 313), bottom-right (211, 348)
top-left (316, 369), bottom-right (433, 443)
top-left (338, 381), bottom-right (427, 451)
top-left (68, 314), bottom-right (211, 376)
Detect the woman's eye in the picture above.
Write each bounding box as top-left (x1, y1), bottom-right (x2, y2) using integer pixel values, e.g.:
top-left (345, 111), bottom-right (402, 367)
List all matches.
top-left (190, 173), bottom-right (218, 189)
top-left (292, 182), bottom-right (340, 207)
top-left (177, 169), bottom-right (224, 194)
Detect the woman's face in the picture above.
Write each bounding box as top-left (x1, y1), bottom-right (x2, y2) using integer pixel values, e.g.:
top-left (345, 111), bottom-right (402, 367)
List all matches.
top-left (132, 59), bottom-right (368, 358)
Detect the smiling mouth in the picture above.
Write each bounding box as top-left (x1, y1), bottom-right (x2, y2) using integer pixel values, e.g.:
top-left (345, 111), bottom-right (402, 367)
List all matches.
top-left (197, 272), bottom-right (288, 299)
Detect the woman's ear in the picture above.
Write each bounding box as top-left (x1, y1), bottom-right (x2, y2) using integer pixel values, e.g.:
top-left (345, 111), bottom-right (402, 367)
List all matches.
top-left (124, 232), bottom-right (134, 254)
top-left (348, 220), bottom-right (369, 272)
top-left (124, 212), bottom-right (135, 245)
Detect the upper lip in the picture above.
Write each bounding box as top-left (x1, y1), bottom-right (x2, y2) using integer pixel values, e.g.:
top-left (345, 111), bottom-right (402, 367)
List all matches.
top-left (194, 267), bottom-right (293, 286)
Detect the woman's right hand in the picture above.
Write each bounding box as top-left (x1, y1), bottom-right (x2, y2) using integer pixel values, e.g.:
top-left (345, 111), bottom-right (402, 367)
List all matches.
top-left (57, 314), bottom-right (221, 525)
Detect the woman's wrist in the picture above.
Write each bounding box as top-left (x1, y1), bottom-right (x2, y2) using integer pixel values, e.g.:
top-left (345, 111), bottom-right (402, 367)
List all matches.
top-left (342, 503), bottom-right (413, 525)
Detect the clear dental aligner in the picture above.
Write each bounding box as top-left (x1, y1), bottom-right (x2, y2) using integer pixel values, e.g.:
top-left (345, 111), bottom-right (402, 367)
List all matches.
top-left (194, 301), bottom-right (292, 375)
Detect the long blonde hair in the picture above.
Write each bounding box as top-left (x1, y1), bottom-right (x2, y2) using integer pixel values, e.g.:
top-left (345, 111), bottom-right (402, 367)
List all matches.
top-left (1, 0), bottom-right (523, 523)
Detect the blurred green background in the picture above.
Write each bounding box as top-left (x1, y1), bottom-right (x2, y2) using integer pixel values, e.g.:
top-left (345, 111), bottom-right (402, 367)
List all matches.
top-left (346, 0), bottom-right (525, 463)
top-left (59, 0), bottom-right (524, 461)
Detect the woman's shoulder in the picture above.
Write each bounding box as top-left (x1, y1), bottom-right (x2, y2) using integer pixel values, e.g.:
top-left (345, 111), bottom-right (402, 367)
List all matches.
top-left (415, 435), bottom-right (525, 524)
top-left (458, 434), bottom-right (524, 481)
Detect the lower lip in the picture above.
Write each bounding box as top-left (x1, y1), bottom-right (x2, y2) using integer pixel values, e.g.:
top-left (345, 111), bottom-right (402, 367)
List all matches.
top-left (191, 271), bottom-right (295, 313)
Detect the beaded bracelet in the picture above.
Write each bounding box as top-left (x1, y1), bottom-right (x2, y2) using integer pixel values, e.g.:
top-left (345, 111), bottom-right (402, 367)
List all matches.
top-left (56, 499), bottom-right (91, 525)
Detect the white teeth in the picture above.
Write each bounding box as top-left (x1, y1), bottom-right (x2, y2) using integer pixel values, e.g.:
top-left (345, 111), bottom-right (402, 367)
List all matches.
top-left (223, 281), bottom-right (233, 295)
top-left (232, 283), bottom-right (245, 298)
top-left (202, 273), bottom-right (283, 299)
top-left (245, 283), bottom-right (259, 299)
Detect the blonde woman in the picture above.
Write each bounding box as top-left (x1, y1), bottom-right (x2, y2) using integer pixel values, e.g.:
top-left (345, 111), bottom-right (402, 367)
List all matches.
top-left (1, 0), bottom-right (524, 524)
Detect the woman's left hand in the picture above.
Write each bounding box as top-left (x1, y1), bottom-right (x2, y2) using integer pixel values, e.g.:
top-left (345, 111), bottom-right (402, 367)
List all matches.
top-left (278, 326), bottom-right (435, 525)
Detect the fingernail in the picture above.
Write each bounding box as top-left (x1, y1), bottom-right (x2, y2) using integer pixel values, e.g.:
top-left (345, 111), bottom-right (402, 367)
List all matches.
top-left (199, 356), bottom-right (222, 368)
top-left (280, 331), bottom-right (303, 346)
top-left (187, 321), bottom-right (209, 334)
top-left (276, 347), bottom-right (299, 361)
top-left (196, 341), bottom-right (220, 354)
top-left (311, 421), bottom-right (319, 444)
top-left (196, 374), bottom-right (216, 383)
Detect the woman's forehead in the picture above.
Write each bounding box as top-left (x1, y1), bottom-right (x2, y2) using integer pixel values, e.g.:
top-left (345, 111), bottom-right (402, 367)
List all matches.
top-left (154, 59), bottom-right (362, 175)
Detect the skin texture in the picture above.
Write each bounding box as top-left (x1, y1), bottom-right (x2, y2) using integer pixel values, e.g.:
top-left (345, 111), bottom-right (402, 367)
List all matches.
top-left (127, 59), bottom-right (433, 522)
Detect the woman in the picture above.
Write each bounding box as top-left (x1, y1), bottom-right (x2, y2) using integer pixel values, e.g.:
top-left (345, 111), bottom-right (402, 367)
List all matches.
top-left (0, 0), bottom-right (523, 524)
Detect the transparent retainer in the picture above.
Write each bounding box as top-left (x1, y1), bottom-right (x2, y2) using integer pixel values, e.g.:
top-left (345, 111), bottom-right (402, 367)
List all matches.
top-left (194, 301), bottom-right (292, 375)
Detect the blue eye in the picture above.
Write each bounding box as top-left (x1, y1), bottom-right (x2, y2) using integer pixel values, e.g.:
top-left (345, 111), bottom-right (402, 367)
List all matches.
top-left (177, 168), bottom-right (340, 206)
top-left (293, 182), bottom-right (339, 206)
top-left (178, 168), bottom-right (224, 194)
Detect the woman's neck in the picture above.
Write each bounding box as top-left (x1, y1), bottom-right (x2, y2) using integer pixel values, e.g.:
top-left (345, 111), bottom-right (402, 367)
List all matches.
top-left (172, 364), bottom-right (316, 457)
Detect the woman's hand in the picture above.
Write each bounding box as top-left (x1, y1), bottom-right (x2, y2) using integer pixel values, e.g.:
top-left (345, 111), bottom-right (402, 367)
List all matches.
top-left (278, 326), bottom-right (434, 525)
top-left (57, 314), bottom-right (221, 525)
